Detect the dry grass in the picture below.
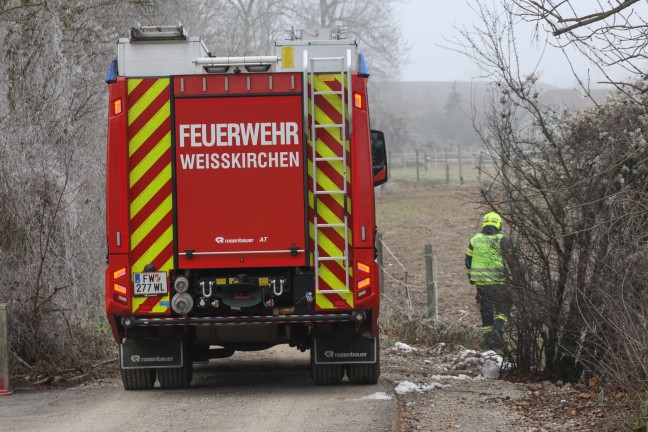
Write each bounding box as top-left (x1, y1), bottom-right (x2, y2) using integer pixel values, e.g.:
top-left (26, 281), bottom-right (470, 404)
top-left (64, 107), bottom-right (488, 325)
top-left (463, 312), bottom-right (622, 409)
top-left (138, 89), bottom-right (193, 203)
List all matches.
top-left (380, 311), bottom-right (481, 349)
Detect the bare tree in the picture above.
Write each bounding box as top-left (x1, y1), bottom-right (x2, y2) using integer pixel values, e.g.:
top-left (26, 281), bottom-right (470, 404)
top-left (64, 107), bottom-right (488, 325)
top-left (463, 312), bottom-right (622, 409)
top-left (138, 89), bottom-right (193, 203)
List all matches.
top-left (0, 0), bottom-right (151, 377)
top-left (148, 0), bottom-right (408, 79)
top-left (456, 5), bottom-right (648, 406)
top-left (147, 0), bottom-right (285, 55)
top-left (512, 0), bottom-right (648, 94)
top-left (221, 0), bottom-right (286, 54)
top-left (282, 0), bottom-right (408, 79)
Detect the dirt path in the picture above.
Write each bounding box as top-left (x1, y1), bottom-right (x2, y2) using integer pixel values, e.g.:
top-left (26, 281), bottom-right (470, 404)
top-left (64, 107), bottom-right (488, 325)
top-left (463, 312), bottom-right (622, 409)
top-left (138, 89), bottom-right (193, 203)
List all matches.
top-left (4, 342), bottom-right (622, 432)
top-left (393, 378), bottom-right (529, 431)
top-left (1, 346), bottom-right (394, 432)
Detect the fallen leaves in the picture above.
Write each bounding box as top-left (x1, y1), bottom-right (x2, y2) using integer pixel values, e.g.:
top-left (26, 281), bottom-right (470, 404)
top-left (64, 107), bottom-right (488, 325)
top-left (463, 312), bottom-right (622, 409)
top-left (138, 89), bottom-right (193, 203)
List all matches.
top-left (511, 380), bottom-right (632, 431)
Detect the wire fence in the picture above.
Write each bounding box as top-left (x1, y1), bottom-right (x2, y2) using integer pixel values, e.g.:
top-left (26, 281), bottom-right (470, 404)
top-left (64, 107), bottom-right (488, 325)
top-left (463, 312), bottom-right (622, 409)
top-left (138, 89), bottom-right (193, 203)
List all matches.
top-left (386, 149), bottom-right (497, 186)
top-left (377, 236), bottom-right (432, 318)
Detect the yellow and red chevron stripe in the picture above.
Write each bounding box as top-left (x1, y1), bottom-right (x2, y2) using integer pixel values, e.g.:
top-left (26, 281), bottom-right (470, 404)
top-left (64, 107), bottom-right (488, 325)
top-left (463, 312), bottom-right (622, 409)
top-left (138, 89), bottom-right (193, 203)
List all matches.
top-left (127, 78), bottom-right (174, 314)
top-left (307, 73), bottom-right (354, 310)
top-left (132, 295), bottom-right (170, 314)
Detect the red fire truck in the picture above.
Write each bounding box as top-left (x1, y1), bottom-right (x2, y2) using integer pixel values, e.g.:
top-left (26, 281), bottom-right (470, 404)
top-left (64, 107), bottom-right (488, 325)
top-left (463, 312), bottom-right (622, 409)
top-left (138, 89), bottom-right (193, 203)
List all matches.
top-left (105, 24), bottom-right (388, 390)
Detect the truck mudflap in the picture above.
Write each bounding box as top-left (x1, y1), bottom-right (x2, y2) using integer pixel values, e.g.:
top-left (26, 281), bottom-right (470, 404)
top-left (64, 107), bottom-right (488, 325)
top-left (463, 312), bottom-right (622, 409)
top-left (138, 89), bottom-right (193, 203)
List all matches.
top-left (120, 338), bottom-right (183, 369)
top-left (121, 312), bottom-right (365, 328)
top-left (313, 334), bottom-right (377, 364)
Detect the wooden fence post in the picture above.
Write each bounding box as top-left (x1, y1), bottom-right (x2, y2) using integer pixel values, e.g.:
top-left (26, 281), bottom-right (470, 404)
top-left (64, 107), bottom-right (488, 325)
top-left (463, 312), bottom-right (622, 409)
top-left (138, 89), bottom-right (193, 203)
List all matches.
top-left (415, 150), bottom-right (420, 181)
top-left (459, 145), bottom-right (464, 185)
top-left (445, 151), bottom-right (450, 185)
top-left (404, 271), bottom-right (412, 315)
top-left (425, 245), bottom-right (437, 322)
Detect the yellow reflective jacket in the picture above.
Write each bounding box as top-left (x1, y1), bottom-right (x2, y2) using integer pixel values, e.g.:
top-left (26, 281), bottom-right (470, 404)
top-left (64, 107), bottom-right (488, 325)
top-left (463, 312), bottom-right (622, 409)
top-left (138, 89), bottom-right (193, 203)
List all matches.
top-left (465, 232), bottom-right (505, 285)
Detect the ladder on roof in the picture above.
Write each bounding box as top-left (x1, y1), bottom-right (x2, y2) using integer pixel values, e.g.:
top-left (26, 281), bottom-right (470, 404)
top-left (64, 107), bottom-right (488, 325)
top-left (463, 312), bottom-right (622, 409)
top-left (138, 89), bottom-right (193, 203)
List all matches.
top-left (306, 50), bottom-right (353, 294)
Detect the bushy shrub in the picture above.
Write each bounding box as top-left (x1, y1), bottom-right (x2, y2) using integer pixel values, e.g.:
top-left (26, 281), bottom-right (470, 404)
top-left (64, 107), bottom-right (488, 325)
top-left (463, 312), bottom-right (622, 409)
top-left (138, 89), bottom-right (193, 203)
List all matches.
top-left (481, 72), bottom-right (648, 394)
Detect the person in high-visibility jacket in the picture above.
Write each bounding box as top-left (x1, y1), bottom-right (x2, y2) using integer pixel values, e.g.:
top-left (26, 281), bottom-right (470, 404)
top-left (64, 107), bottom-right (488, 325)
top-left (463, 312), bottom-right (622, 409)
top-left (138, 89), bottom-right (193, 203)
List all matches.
top-left (465, 211), bottom-right (510, 350)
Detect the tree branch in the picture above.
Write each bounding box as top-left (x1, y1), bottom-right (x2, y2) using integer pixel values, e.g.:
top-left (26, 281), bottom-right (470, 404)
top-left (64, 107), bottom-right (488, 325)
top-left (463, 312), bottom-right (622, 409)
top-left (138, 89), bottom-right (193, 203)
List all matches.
top-left (551, 0), bottom-right (641, 36)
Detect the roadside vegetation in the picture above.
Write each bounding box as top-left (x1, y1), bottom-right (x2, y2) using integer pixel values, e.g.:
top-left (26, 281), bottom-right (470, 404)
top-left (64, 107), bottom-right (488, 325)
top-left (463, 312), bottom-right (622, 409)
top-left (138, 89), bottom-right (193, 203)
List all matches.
top-left (450, 2), bottom-right (648, 427)
top-left (381, 313), bottom-right (480, 350)
top-left (377, 2), bottom-right (648, 428)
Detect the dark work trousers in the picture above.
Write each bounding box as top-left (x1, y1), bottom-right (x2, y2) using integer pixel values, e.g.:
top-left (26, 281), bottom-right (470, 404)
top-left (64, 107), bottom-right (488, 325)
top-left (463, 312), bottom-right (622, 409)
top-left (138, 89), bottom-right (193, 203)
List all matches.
top-left (477, 285), bottom-right (512, 348)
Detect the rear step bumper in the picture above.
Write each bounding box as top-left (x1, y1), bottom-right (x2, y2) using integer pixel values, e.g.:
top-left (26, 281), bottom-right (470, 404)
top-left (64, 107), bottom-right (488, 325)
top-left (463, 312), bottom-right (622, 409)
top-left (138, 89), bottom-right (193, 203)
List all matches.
top-left (121, 312), bottom-right (365, 328)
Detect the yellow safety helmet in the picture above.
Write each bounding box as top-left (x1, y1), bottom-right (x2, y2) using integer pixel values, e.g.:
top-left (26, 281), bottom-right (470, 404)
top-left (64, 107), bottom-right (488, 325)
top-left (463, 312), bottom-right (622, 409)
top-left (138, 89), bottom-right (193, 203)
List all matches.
top-left (482, 211), bottom-right (502, 229)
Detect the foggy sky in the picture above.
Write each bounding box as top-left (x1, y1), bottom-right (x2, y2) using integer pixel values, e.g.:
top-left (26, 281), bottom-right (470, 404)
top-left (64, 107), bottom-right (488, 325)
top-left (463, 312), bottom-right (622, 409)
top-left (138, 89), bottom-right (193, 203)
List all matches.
top-left (398, 1), bottom-right (642, 88)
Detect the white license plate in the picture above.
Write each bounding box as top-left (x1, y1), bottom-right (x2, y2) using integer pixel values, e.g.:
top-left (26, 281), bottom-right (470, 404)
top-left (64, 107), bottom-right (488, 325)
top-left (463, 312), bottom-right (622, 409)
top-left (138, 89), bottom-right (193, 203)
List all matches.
top-left (133, 272), bottom-right (168, 296)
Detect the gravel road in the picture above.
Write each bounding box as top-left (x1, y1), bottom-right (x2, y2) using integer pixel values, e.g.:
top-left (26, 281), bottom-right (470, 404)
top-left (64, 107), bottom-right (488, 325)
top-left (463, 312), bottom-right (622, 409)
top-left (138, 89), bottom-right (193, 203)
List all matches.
top-left (0, 346), bottom-right (394, 432)
top-left (3, 342), bottom-right (621, 432)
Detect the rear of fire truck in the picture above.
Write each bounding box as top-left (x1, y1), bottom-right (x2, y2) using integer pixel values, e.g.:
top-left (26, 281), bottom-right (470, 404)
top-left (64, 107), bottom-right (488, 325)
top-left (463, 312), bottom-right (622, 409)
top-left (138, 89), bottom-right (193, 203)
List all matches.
top-left (105, 24), bottom-right (388, 390)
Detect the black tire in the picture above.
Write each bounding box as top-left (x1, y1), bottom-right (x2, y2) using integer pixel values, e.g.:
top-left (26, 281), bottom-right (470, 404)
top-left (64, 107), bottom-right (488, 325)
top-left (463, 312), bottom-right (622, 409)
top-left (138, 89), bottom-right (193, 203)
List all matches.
top-left (120, 368), bottom-right (156, 390)
top-left (158, 363), bottom-right (192, 389)
top-left (312, 363), bottom-right (344, 385)
top-left (347, 338), bottom-right (380, 385)
top-left (158, 367), bottom-right (189, 389)
top-left (310, 347), bottom-right (344, 385)
top-left (347, 361), bottom-right (380, 385)
top-left (159, 339), bottom-right (193, 389)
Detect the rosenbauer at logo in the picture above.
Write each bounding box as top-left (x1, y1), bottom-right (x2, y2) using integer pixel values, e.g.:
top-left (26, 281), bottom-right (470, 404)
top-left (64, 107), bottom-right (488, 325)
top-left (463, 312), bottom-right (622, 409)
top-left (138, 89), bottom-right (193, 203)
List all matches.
top-left (130, 355), bottom-right (174, 363)
top-left (323, 350), bottom-right (369, 359)
top-left (215, 236), bottom-right (254, 244)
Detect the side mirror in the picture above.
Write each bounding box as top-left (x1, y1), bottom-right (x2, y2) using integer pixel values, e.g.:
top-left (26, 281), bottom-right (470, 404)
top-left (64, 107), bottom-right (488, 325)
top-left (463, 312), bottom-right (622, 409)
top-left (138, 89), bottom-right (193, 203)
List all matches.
top-left (371, 130), bottom-right (388, 186)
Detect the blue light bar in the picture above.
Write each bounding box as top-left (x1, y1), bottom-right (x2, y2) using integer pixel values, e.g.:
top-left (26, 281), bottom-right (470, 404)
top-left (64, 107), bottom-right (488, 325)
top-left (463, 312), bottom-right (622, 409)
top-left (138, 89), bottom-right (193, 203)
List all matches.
top-left (358, 53), bottom-right (370, 78)
top-left (105, 59), bottom-right (118, 84)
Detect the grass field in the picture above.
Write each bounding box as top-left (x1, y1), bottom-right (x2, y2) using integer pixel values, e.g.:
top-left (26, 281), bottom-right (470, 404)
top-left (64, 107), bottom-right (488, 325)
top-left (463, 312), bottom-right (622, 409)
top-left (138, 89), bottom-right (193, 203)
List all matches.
top-left (375, 178), bottom-right (487, 336)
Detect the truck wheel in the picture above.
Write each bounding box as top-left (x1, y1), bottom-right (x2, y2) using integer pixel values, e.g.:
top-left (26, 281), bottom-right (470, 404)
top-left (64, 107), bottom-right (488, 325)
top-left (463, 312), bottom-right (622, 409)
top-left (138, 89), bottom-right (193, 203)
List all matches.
top-left (310, 348), bottom-right (343, 385)
top-left (158, 363), bottom-right (192, 389)
top-left (120, 368), bottom-right (156, 390)
top-left (347, 361), bottom-right (380, 385)
top-left (347, 339), bottom-right (380, 385)
top-left (312, 363), bottom-right (344, 385)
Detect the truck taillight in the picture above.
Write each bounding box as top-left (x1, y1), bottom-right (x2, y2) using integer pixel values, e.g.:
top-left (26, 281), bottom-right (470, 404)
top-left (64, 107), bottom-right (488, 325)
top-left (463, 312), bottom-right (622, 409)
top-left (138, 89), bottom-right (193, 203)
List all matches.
top-left (113, 98), bottom-right (123, 115)
top-left (356, 262), bottom-right (371, 273)
top-left (358, 278), bottom-right (370, 289)
top-left (356, 261), bottom-right (372, 298)
top-left (353, 92), bottom-right (363, 109)
top-left (113, 283), bottom-right (127, 295)
top-left (357, 278), bottom-right (371, 298)
top-left (113, 267), bottom-right (128, 304)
